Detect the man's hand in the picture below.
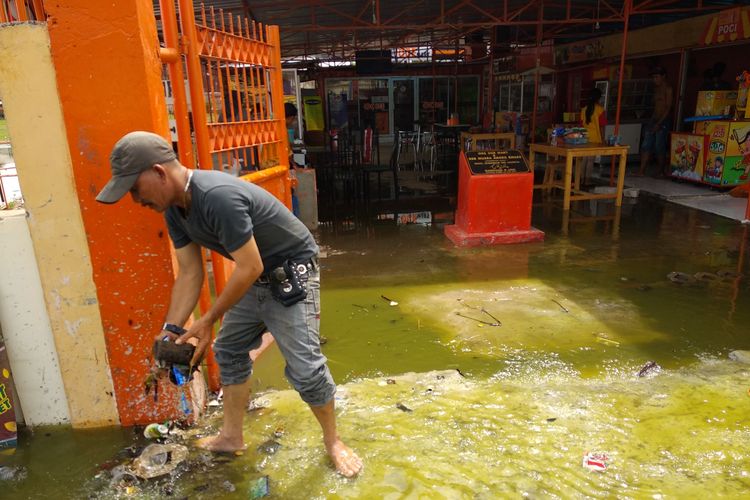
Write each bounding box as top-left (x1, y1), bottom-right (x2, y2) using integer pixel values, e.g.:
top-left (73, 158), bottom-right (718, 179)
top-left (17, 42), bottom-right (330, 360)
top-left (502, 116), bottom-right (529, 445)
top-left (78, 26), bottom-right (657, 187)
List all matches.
top-left (154, 330), bottom-right (179, 343)
top-left (175, 316), bottom-right (214, 366)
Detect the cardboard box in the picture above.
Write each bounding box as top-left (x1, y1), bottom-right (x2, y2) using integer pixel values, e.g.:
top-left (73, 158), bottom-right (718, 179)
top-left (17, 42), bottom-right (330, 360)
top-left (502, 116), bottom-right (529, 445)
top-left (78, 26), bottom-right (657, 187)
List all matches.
top-left (695, 90), bottom-right (737, 117)
top-left (703, 121), bottom-right (731, 184)
top-left (670, 133), bottom-right (708, 181)
top-left (723, 122), bottom-right (750, 184)
top-left (702, 120), bottom-right (750, 185)
top-left (692, 121), bottom-right (709, 135)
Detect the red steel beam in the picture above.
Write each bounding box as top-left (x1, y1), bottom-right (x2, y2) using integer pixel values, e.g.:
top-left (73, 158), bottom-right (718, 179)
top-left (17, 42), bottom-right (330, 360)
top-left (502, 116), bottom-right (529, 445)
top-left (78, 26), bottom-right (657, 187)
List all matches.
top-left (530, 1), bottom-right (543, 146)
top-left (316, 1), bottom-right (371, 27)
top-left (383, 0), bottom-right (426, 26)
top-left (355, 0), bottom-right (373, 24)
top-left (464, 0), bottom-right (503, 24)
top-left (611, 0), bottom-right (631, 186)
top-left (598, 0), bottom-right (622, 18)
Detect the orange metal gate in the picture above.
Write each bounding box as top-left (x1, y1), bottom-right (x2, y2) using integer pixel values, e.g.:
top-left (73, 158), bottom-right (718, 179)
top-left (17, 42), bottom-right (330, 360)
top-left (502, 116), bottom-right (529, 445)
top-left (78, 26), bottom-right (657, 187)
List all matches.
top-left (0, 0), bottom-right (45, 22)
top-left (159, 1), bottom-right (291, 390)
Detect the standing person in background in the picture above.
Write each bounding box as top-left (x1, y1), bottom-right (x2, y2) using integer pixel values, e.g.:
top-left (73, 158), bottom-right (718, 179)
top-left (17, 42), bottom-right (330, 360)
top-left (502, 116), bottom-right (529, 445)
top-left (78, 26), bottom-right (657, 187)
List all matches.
top-left (699, 62), bottom-right (732, 91)
top-left (580, 87), bottom-right (607, 186)
top-left (639, 66), bottom-right (673, 177)
top-left (709, 62), bottom-right (732, 91)
top-left (285, 102), bottom-right (300, 167)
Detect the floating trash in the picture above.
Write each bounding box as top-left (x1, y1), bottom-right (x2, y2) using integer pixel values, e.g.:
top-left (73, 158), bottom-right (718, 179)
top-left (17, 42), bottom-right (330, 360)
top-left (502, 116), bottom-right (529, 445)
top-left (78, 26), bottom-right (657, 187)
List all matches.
top-left (693, 272), bottom-right (719, 282)
top-left (0, 465), bottom-right (27, 482)
top-left (249, 475), bottom-right (270, 499)
top-left (132, 443), bottom-right (188, 480)
top-left (143, 423), bottom-right (169, 440)
top-left (728, 350), bottom-right (750, 365)
top-left (108, 465), bottom-right (139, 489)
top-left (248, 397), bottom-right (271, 411)
top-left (381, 295), bottom-right (399, 306)
top-left (455, 300), bottom-right (502, 326)
top-left (582, 452), bottom-right (609, 472)
top-left (637, 361), bottom-right (661, 378)
top-left (594, 333), bottom-right (620, 347)
top-left (551, 299), bottom-right (569, 313)
top-left (716, 269), bottom-right (743, 280)
top-left (257, 439), bottom-right (281, 455)
top-left (396, 402), bottom-right (413, 412)
top-left (667, 272), bottom-right (696, 285)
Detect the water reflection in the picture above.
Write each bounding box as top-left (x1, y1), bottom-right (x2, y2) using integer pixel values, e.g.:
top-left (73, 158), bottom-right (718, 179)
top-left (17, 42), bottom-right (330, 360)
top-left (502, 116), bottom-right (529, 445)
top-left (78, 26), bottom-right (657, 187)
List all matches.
top-left (81, 363), bottom-right (750, 498)
top-left (4, 194), bottom-right (750, 498)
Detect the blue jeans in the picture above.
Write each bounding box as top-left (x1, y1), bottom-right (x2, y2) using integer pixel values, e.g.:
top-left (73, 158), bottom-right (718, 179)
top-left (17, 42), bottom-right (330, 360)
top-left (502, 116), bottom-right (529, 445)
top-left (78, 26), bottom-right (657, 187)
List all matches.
top-left (641, 119), bottom-right (671, 156)
top-left (213, 267), bottom-right (335, 406)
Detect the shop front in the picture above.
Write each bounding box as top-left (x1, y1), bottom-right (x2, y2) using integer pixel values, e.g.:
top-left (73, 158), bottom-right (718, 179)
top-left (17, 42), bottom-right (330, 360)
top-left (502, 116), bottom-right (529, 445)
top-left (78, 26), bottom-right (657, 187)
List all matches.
top-left (325, 75), bottom-right (479, 140)
top-left (551, 5), bottom-right (750, 174)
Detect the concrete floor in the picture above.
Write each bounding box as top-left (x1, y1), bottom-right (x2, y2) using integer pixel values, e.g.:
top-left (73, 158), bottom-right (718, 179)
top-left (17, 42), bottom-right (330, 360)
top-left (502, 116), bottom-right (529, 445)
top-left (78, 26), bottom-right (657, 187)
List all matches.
top-left (589, 166), bottom-right (750, 223)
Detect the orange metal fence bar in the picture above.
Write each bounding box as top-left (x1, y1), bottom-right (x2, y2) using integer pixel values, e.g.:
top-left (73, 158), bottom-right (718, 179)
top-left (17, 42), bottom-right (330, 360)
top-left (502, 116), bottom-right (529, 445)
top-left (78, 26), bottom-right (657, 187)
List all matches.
top-left (159, 0), bottom-right (220, 389)
top-left (159, 0), bottom-right (193, 169)
top-left (173, 0), bottom-right (224, 391)
top-left (0, 1), bottom-right (45, 23)
top-left (164, 2), bottom-right (291, 390)
top-left (15, 0), bottom-right (27, 21)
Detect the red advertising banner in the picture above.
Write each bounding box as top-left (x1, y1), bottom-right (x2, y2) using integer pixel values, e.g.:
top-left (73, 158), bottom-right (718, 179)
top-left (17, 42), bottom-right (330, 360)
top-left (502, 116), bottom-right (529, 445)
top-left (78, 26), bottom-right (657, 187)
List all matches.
top-left (702, 7), bottom-right (750, 45)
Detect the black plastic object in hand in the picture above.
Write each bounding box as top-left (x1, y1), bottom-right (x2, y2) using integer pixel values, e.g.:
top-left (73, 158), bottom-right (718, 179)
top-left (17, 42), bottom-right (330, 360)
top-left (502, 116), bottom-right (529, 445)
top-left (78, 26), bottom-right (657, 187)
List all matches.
top-left (153, 340), bottom-right (195, 367)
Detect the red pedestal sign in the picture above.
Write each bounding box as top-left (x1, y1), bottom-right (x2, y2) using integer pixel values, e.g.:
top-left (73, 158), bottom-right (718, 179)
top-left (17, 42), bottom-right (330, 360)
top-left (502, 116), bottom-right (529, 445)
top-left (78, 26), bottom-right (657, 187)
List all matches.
top-left (444, 149), bottom-right (544, 246)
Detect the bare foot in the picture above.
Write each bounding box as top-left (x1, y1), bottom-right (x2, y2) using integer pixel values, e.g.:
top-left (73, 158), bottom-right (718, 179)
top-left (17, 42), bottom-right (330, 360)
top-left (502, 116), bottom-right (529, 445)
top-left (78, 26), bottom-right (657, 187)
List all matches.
top-left (326, 439), bottom-right (363, 477)
top-left (195, 433), bottom-right (246, 454)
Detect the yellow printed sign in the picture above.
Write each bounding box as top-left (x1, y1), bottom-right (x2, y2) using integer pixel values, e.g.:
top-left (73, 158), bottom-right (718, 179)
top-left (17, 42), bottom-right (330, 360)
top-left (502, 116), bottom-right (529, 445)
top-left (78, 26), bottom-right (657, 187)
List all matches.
top-left (303, 95), bottom-right (324, 132)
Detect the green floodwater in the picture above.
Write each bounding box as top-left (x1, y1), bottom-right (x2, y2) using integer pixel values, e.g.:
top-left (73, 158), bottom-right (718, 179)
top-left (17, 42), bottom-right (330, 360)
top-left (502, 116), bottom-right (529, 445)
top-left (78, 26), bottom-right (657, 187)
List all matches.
top-left (3, 196), bottom-right (750, 498)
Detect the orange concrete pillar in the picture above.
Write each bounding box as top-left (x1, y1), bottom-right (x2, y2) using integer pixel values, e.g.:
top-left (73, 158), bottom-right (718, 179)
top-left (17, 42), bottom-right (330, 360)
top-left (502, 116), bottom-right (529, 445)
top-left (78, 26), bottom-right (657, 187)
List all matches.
top-left (45, 0), bottom-right (183, 425)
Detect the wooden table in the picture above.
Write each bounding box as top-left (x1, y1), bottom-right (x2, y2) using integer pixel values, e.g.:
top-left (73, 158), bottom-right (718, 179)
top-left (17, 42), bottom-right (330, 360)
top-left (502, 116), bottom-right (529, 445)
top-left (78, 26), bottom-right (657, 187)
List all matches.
top-left (530, 142), bottom-right (629, 211)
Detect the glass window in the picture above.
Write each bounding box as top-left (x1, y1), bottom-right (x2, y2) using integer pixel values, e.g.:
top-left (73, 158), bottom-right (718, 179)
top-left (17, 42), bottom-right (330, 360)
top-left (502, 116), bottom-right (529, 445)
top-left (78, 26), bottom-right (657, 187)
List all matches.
top-left (326, 78), bottom-right (389, 134)
top-left (418, 77), bottom-right (450, 125)
top-left (456, 76), bottom-right (479, 125)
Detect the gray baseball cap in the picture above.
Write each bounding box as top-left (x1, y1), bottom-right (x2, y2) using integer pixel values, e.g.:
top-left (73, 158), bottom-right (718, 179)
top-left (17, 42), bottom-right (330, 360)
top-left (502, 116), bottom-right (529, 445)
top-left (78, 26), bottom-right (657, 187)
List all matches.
top-left (96, 131), bottom-right (177, 204)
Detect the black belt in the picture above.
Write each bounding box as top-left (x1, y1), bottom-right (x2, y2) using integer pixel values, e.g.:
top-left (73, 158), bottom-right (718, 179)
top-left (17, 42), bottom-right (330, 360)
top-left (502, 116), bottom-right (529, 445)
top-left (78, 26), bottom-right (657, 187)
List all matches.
top-left (255, 257), bottom-right (318, 285)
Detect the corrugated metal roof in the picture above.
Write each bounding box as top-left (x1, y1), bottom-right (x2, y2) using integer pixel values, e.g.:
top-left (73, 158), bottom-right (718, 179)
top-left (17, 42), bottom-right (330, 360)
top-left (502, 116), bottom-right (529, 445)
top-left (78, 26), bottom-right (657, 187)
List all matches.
top-left (153, 1), bottom-right (742, 63)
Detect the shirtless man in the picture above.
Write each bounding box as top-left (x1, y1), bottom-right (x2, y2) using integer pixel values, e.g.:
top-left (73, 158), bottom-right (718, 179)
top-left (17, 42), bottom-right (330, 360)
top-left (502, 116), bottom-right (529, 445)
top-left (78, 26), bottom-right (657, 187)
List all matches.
top-left (639, 67), bottom-right (673, 176)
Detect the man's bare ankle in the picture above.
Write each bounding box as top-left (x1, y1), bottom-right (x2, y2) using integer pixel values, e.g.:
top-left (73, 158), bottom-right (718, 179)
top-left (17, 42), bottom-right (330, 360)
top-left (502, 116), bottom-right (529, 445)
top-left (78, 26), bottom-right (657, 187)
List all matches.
top-left (324, 436), bottom-right (343, 448)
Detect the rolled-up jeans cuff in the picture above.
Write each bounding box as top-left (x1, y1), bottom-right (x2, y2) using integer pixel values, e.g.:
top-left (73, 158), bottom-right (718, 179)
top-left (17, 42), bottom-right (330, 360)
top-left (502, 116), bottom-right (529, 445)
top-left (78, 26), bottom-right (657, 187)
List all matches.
top-left (304, 384), bottom-right (337, 407)
top-left (215, 352), bottom-right (253, 386)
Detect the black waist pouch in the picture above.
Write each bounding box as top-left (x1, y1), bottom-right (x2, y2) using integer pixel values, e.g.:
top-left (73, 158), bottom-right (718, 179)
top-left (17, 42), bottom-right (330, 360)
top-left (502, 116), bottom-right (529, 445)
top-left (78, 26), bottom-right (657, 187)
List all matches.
top-left (269, 259), bottom-right (309, 306)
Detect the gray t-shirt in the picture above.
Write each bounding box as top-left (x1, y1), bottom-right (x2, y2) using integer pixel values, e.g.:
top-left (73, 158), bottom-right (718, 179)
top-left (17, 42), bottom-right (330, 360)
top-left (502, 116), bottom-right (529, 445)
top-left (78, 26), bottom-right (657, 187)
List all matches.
top-left (165, 170), bottom-right (318, 271)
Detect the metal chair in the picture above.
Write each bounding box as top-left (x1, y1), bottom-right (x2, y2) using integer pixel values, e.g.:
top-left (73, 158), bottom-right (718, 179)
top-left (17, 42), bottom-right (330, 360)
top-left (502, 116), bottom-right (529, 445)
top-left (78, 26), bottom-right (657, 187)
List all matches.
top-left (394, 124), bottom-right (422, 171)
top-left (420, 128), bottom-right (438, 173)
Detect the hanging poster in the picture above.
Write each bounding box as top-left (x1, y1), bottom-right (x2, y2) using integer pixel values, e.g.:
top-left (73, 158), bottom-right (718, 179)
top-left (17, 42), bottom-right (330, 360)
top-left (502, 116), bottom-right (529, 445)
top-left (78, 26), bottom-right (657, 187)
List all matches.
top-left (327, 92), bottom-right (348, 131)
top-left (303, 95), bottom-right (325, 131)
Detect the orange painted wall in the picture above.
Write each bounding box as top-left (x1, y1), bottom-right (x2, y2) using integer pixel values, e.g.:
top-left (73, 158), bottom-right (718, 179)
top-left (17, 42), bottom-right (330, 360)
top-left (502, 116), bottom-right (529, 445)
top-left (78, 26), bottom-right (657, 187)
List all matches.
top-left (46, 0), bottom-right (183, 425)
